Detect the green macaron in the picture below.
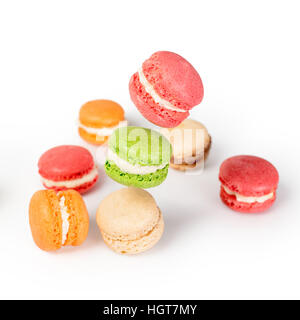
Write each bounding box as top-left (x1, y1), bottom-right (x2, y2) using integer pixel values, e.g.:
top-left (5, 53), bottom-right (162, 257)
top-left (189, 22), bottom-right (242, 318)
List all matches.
top-left (105, 126), bottom-right (172, 188)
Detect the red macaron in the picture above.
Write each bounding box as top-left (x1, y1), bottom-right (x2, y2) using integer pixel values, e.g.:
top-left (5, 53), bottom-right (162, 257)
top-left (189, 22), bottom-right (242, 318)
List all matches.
top-left (129, 51), bottom-right (204, 128)
top-left (219, 155), bottom-right (279, 213)
top-left (38, 145), bottom-right (98, 194)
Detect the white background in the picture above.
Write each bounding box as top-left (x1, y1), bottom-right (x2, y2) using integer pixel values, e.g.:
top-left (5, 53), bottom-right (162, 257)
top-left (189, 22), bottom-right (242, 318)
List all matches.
top-left (0, 0), bottom-right (299, 300)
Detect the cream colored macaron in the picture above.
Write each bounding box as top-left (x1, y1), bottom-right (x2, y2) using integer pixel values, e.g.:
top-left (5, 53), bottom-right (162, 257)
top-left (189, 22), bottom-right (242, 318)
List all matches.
top-left (160, 119), bottom-right (211, 171)
top-left (96, 187), bottom-right (164, 254)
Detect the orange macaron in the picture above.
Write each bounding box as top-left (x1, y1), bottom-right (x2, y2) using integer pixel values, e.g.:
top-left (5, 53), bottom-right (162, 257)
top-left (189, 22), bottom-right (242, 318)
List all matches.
top-left (78, 99), bottom-right (127, 145)
top-left (29, 189), bottom-right (89, 251)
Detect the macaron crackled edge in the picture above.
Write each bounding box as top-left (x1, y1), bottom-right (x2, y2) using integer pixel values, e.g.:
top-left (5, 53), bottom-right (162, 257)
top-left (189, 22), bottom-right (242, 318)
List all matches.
top-left (104, 126), bottom-right (172, 188)
top-left (96, 187), bottom-right (164, 254)
top-left (78, 99), bottom-right (127, 145)
top-left (29, 189), bottom-right (89, 251)
top-left (129, 51), bottom-right (204, 128)
top-left (160, 119), bottom-right (211, 171)
top-left (219, 155), bottom-right (279, 213)
top-left (38, 145), bottom-right (98, 194)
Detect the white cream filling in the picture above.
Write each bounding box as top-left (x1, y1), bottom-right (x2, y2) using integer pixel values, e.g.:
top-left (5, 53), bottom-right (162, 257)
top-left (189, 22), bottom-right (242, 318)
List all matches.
top-left (223, 185), bottom-right (274, 203)
top-left (138, 68), bottom-right (186, 113)
top-left (78, 120), bottom-right (128, 136)
top-left (58, 196), bottom-right (70, 245)
top-left (107, 149), bottom-right (167, 175)
top-left (41, 166), bottom-right (98, 188)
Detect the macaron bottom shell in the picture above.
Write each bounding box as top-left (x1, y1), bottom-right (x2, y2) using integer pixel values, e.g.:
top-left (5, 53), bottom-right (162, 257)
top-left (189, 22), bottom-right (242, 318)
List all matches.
top-left (129, 73), bottom-right (189, 128)
top-left (169, 138), bottom-right (212, 172)
top-left (105, 161), bottom-right (169, 188)
top-left (78, 127), bottom-right (109, 145)
top-left (170, 159), bottom-right (204, 171)
top-left (42, 175), bottom-right (98, 194)
top-left (220, 186), bottom-right (276, 213)
top-left (101, 212), bottom-right (164, 254)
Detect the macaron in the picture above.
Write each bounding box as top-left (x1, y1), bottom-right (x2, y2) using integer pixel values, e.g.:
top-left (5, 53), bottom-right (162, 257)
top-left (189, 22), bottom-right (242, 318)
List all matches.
top-left (104, 126), bottom-right (172, 188)
top-left (96, 187), bottom-right (164, 254)
top-left (219, 155), bottom-right (279, 213)
top-left (78, 99), bottom-right (127, 145)
top-left (29, 189), bottom-right (89, 251)
top-left (129, 51), bottom-right (204, 128)
top-left (160, 119), bottom-right (211, 171)
top-left (38, 145), bottom-right (98, 194)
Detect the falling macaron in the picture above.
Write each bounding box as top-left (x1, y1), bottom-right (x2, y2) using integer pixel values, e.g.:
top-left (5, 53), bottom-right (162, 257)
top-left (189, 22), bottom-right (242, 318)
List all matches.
top-left (160, 119), bottom-right (211, 171)
top-left (96, 187), bottom-right (164, 254)
top-left (78, 99), bottom-right (127, 145)
top-left (104, 126), bottom-right (172, 188)
top-left (29, 190), bottom-right (89, 251)
top-left (219, 155), bottom-right (279, 213)
top-left (38, 145), bottom-right (98, 194)
top-left (129, 51), bottom-right (204, 128)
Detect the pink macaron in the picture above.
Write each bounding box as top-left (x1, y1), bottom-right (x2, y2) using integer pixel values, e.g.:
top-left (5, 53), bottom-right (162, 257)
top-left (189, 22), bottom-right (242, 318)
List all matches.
top-left (38, 145), bottom-right (98, 194)
top-left (129, 51), bottom-right (204, 128)
top-left (219, 155), bottom-right (279, 213)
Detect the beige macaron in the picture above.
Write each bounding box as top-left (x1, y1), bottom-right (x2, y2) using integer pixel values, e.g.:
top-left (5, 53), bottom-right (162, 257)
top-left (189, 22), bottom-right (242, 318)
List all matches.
top-left (96, 187), bottom-right (164, 254)
top-left (160, 119), bottom-right (211, 171)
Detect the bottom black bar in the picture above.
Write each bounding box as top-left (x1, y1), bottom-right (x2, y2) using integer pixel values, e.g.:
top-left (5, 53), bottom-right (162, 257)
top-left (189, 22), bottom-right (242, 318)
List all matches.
top-left (0, 300), bottom-right (298, 318)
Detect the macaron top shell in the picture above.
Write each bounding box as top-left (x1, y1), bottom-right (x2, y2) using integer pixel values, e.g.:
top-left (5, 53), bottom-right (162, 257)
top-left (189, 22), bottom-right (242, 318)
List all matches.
top-left (219, 155), bottom-right (279, 197)
top-left (38, 145), bottom-right (94, 181)
top-left (142, 51), bottom-right (204, 111)
top-left (96, 187), bottom-right (160, 241)
top-left (79, 99), bottom-right (125, 128)
top-left (29, 190), bottom-right (63, 251)
top-left (108, 126), bottom-right (172, 166)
